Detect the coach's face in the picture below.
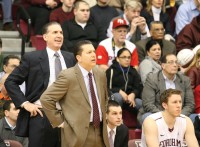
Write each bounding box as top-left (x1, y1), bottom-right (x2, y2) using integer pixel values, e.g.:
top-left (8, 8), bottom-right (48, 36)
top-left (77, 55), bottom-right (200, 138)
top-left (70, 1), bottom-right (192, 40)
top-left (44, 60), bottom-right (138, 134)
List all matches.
top-left (76, 44), bottom-right (96, 71)
top-left (43, 24), bottom-right (63, 51)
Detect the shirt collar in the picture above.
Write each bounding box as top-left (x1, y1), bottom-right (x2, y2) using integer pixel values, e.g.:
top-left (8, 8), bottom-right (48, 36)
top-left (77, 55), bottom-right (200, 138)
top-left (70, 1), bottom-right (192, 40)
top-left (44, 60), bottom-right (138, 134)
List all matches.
top-left (46, 47), bottom-right (61, 58)
top-left (191, 0), bottom-right (198, 11)
top-left (78, 64), bottom-right (93, 78)
top-left (107, 125), bottom-right (117, 136)
top-left (162, 71), bottom-right (176, 81)
top-left (4, 117), bottom-right (16, 130)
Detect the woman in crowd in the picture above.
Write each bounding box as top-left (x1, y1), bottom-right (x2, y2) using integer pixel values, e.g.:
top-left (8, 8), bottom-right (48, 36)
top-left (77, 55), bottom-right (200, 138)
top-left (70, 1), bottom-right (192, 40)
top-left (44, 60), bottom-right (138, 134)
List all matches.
top-left (139, 39), bottom-right (162, 84)
top-left (106, 48), bottom-right (142, 111)
top-left (141, 0), bottom-right (172, 36)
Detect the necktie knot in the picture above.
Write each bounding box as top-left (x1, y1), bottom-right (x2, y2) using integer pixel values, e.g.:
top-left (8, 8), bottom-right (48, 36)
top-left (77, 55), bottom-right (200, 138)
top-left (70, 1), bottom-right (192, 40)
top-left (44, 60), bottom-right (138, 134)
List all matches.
top-left (88, 72), bottom-right (92, 78)
top-left (54, 52), bottom-right (60, 58)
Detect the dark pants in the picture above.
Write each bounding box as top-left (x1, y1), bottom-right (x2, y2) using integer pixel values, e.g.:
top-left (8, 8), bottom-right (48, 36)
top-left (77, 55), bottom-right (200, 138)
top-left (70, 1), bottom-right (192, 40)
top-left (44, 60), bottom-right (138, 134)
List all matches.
top-left (28, 111), bottom-right (60, 147)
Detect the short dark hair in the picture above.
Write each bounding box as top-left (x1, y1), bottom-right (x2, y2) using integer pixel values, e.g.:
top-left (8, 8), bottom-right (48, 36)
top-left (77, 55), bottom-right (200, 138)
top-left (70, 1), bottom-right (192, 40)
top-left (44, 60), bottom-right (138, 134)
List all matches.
top-left (106, 100), bottom-right (121, 113)
top-left (145, 39), bottom-right (161, 53)
top-left (3, 55), bottom-right (20, 66)
top-left (3, 100), bottom-right (13, 111)
top-left (73, 40), bottom-right (93, 57)
top-left (160, 53), bottom-right (175, 64)
top-left (160, 89), bottom-right (182, 107)
top-left (42, 21), bottom-right (61, 35)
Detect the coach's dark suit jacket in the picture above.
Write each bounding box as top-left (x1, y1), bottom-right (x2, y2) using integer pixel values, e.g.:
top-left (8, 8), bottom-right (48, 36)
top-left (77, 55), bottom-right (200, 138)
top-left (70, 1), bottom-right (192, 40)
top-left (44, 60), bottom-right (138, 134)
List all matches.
top-left (114, 124), bottom-right (129, 147)
top-left (4, 49), bottom-right (76, 137)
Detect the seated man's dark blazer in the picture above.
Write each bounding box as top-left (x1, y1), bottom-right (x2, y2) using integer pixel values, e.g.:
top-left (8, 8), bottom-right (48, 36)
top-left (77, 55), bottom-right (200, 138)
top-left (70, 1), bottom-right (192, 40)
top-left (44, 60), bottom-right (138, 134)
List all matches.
top-left (114, 124), bottom-right (129, 147)
top-left (4, 49), bottom-right (76, 137)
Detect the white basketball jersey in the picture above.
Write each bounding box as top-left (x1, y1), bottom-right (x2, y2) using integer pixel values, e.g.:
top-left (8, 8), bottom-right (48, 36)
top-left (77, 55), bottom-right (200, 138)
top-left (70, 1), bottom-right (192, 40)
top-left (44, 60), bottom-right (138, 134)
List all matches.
top-left (141, 112), bottom-right (186, 147)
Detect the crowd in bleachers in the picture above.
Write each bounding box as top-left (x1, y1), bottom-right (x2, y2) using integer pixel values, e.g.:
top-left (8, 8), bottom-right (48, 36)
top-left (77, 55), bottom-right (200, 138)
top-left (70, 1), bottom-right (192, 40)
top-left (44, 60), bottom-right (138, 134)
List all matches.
top-left (0, 0), bottom-right (200, 146)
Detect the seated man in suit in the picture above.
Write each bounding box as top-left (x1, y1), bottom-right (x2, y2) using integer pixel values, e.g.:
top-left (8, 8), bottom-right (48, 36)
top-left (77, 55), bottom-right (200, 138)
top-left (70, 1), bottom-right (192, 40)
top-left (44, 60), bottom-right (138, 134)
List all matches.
top-left (106, 100), bottom-right (128, 147)
top-left (0, 100), bottom-right (28, 147)
top-left (137, 53), bottom-right (196, 125)
top-left (136, 21), bottom-right (176, 63)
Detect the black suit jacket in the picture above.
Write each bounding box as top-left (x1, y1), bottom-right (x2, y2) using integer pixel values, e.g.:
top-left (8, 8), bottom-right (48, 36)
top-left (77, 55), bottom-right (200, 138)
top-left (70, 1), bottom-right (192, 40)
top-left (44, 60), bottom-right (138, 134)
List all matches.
top-left (4, 49), bottom-right (76, 137)
top-left (114, 124), bottom-right (129, 147)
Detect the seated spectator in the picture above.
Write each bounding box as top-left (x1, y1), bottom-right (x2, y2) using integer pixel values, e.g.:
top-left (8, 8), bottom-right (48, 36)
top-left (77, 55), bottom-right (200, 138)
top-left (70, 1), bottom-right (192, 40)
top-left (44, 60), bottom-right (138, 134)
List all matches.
top-left (139, 39), bottom-right (162, 85)
top-left (138, 54), bottom-right (195, 125)
top-left (90, 0), bottom-right (119, 38)
top-left (176, 14), bottom-right (200, 52)
top-left (106, 100), bottom-right (128, 147)
top-left (0, 100), bottom-right (28, 146)
top-left (106, 48), bottom-right (142, 112)
top-left (20, 0), bottom-right (61, 35)
top-left (136, 21), bottom-right (176, 63)
top-left (96, 18), bottom-right (139, 71)
top-left (0, 55), bottom-right (25, 94)
top-left (0, 55), bottom-right (20, 80)
top-left (174, 0), bottom-right (200, 36)
top-left (107, 0), bottom-right (125, 13)
top-left (107, 0), bottom-right (151, 43)
top-left (49, 0), bottom-right (75, 25)
top-left (2, 0), bottom-right (14, 31)
top-left (142, 89), bottom-right (199, 147)
top-left (141, 0), bottom-right (172, 36)
top-left (61, 1), bottom-right (105, 52)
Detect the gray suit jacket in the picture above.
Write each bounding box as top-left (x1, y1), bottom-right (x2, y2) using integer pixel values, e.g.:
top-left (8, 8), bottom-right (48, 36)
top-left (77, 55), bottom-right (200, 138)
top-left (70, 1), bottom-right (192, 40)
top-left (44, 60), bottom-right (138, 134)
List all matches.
top-left (135, 37), bottom-right (176, 63)
top-left (40, 64), bottom-right (109, 147)
top-left (138, 70), bottom-right (194, 123)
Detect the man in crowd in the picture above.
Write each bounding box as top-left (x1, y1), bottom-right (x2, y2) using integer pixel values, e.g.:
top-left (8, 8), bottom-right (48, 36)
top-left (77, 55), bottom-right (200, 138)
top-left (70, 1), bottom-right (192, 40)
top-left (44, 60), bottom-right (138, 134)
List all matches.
top-left (138, 54), bottom-right (195, 124)
top-left (40, 40), bottom-right (109, 147)
top-left (0, 100), bottom-right (28, 147)
top-left (136, 21), bottom-right (176, 63)
top-left (5, 22), bottom-right (76, 147)
top-left (96, 18), bottom-right (138, 71)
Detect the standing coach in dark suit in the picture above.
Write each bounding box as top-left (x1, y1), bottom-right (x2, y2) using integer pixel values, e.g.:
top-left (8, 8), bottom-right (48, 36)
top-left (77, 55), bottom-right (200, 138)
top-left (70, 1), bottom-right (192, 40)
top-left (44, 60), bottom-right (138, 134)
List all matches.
top-left (106, 100), bottom-right (129, 147)
top-left (5, 22), bottom-right (76, 147)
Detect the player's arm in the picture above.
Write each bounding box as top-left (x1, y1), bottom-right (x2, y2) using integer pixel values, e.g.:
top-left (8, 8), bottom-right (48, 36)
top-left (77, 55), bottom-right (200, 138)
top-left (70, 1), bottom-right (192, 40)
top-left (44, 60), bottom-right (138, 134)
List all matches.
top-left (143, 117), bottom-right (159, 147)
top-left (185, 116), bottom-right (199, 147)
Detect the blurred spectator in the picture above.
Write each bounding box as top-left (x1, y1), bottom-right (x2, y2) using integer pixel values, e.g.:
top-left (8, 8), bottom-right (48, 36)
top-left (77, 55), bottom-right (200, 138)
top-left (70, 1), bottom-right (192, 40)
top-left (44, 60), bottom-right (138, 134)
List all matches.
top-left (20, 0), bottom-right (61, 35)
top-left (141, 0), bottom-right (172, 36)
top-left (194, 115), bottom-right (200, 145)
top-left (96, 18), bottom-right (139, 71)
top-left (176, 14), bottom-right (200, 52)
top-left (175, 0), bottom-right (200, 35)
top-left (2, 0), bottom-right (14, 31)
top-left (106, 48), bottom-right (142, 112)
top-left (0, 136), bottom-right (6, 147)
top-left (139, 39), bottom-right (162, 84)
top-left (138, 54), bottom-right (195, 125)
top-left (84, 0), bottom-right (97, 7)
top-left (49, 0), bottom-right (75, 24)
top-left (61, 1), bottom-right (105, 52)
top-left (107, 0), bottom-right (125, 13)
top-left (90, 0), bottom-right (119, 39)
top-left (0, 55), bottom-right (25, 94)
top-left (0, 100), bottom-right (28, 147)
top-left (136, 21), bottom-right (176, 63)
top-left (107, 0), bottom-right (151, 43)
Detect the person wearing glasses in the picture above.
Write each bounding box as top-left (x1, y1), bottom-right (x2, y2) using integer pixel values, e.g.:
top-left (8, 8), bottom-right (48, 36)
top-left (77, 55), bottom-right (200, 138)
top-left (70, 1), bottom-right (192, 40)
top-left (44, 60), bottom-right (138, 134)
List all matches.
top-left (106, 48), bottom-right (142, 112)
top-left (137, 53), bottom-right (195, 125)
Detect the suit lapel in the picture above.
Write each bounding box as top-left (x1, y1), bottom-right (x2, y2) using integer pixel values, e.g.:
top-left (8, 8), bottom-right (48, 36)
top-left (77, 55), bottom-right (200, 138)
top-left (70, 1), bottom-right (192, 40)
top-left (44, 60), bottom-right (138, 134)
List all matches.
top-left (75, 65), bottom-right (90, 105)
top-left (114, 126), bottom-right (120, 147)
top-left (61, 51), bottom-right (71, 67)
top-left (39, 49), bottom-right (50, 89)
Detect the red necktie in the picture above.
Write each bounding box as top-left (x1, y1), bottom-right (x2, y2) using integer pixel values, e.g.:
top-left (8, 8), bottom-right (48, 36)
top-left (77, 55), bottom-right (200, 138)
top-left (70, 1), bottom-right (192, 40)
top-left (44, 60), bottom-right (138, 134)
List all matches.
top-left (88, 72), bottom-right (100, 127)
